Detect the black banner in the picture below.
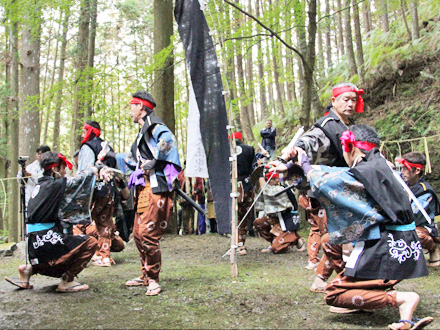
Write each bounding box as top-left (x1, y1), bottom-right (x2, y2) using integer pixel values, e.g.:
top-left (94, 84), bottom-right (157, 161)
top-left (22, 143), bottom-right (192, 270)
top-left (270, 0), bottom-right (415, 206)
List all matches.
top-left (175, 0), bottom-right (231, 234)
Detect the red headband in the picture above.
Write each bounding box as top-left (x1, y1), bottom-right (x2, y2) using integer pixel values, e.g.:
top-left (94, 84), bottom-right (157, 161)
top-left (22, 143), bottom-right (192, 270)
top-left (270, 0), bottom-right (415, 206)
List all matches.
top-left (264, 164), bottom-right (279, 180)
top-left (130, 97), bottom-right (155, 110)
top-left (81, 123), bottom-right (101, 144)
top-left (44, 153), bottom-right (73, 171)
top-left (396, 158), bottom-right (424, 171)
top-left (332, 86), bottom-right (365, 113)
top-left (340, 131), bottom-right (377, 153)
top-left (229, 132), bottom-right (243, 140)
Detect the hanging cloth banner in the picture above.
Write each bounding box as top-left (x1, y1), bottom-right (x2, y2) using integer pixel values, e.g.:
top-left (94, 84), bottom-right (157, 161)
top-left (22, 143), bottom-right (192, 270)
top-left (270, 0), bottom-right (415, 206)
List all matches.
top-left (185, 82), bottom-right (209, 178)
top-left (175, 0), bottom-right (231, 234)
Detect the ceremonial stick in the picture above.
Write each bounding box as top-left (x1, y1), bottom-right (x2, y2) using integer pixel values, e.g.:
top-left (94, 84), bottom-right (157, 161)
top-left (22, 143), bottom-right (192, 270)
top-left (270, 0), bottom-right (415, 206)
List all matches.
top-left (279, 126), bottom-right (305, 162)
top-left (388, 164), bottom-right (433, 225)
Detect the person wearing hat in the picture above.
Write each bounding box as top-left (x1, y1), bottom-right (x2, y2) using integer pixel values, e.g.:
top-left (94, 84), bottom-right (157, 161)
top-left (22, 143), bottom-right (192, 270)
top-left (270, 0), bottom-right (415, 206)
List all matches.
top-left (281, 82), bottom-right (365, 292)
top-left (5, 151), bottom-right (99, 292)
top-left (397, 152), bottom-right (440, 267)
top-left (253, 164), bottom-right (305, 254)
top-left (274, 125), bottom-right (433, 328)
top-left (125, 91), bottom-right (181, 296)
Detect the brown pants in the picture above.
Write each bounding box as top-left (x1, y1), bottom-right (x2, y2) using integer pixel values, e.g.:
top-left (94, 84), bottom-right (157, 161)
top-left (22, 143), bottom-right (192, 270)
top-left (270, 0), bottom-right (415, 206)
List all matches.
top-left (299, 195), bottom-right (328, 264)
top-left (254, 216), bottom-right (301, 253)
top-left (73, 223), bottom-right (125, 253)
top-left (133, 184), bottom-right (173, 282)
top-left (325, 273), bottom-right (399, 310)
top-left (316, 233), bottom-right (345, 281)
top-left (416, 226), bottom-right (440, 253)
top-left (91, 195), bottom-right (116, 259)
top-left (32, 237), bottom-right (98, 282)
top-left (237, 188), bottom-right (254, 246)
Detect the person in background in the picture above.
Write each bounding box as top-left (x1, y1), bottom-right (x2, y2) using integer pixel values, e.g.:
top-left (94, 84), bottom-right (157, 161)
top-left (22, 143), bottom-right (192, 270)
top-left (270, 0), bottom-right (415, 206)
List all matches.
top-left (260, 120), bottom-right (277, 160)
top-left (17, 145), bottom-right (51, 206)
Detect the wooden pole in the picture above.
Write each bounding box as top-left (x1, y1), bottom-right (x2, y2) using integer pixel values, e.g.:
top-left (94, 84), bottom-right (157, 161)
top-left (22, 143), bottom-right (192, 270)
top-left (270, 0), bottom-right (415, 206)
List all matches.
top-left (229, 131), bottom-right (238, 277)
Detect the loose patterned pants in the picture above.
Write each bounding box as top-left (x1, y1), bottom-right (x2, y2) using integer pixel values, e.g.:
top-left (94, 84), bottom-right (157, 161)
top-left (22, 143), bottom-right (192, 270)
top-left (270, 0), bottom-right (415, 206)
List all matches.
top-left (299, 195), bottom-right (328, 264)
top-left (416, 226), bottom-right (440, 253)
top-left (325, 273), bottom-right (399, 310)
top-left (316, 233), bottom-right (345, 281)
top-left (32, 237), bottom-right (98, 282)
top-left (133, 184), bottom-right (173, 282)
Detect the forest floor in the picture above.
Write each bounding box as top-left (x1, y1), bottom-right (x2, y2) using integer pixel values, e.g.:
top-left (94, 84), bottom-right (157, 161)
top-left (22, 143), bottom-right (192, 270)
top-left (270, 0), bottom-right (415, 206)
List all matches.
top-left (1, 231), bottom-right (440, 329)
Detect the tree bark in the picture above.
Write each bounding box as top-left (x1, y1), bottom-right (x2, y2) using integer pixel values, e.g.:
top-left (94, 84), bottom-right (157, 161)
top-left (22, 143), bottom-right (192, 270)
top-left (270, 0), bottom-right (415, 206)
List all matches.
top-left (337, 0), bottom-right (345, 57)
top-left (352, 0), bottom-right (364, 82)
top-left (8, 15), bottom-right (19, 242)
top-left (256, 0), bottom-right (268, 119)
top-left (153, 0), bottom-right (175, 133)
top-left (71, 0), bottom-right (90, 155)
top-left (85, 0), bottom-right (98, 119)
top-left (285, 6), bottom-right (297, 102)
top-left (325, 0), bottom-right (333, 69)
top-left (409, 0), bottom-right (420, 41)
top-left (343, 0), bottom-right (357, 77)
top-left (19, 4), bottom-right (41, 163)
top-left (245, 0), bottom-right (256, 127)
top-left (379, 0), bottom-right (390, 32)
top-left (399, 0), bottom-right (412, 40)
top-left (362, 0), bottom-right (372, 34)
top-left (53, 5), bottom-right (70, 150)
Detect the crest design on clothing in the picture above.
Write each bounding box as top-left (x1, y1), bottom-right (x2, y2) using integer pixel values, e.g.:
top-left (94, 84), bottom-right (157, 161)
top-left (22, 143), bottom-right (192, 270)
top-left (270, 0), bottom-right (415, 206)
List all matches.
top-left (387, 233), bottom-right (422, 263)
top-left (32, 230), bottom-right (64, 249)
top-left (352, 295), bottom-right (365, 307)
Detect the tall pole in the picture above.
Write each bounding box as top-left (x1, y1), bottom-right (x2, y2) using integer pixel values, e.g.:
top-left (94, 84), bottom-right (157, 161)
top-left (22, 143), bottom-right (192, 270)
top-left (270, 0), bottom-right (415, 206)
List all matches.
top-left (229, 130), bottom-right (238, 277)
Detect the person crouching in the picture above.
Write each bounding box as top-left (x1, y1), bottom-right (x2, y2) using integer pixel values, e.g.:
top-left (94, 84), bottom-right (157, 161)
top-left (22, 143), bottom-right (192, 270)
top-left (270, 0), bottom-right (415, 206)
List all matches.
top-left (6, 151), bottom-right (98, 293)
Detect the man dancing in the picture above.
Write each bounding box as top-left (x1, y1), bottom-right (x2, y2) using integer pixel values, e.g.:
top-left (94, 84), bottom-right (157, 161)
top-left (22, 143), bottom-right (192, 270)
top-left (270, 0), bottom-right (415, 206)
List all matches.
top-left (397, 152), bottom-right (440, 267)
top-left (76, 120), bottom-right (124, 267)
top-left (277, 125), bottom-right (432, 329)
top-left (125, 91), bottom-right (181, 296)
top-left (6, 152), bottom-right (98, 292)
top-left (282, 82), bottom-right (364, 292)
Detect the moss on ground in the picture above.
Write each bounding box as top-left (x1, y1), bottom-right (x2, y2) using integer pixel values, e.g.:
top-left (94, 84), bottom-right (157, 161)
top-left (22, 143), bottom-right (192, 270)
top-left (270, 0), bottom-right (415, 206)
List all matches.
top-left (1, 234), bottom-right (440, 329)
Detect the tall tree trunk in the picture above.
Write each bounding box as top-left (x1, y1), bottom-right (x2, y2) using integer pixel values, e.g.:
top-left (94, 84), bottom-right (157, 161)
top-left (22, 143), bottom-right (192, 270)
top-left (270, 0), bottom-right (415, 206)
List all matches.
top-left (325, 0), bottom-right (332, 69)
top-left (399, 0), bottom-right (412, 40)
top-left (362, 0), bottom-right (372, 33)
top-left (8, 16), bottom-right (19, 242)
top-left (53, 5), bottom-right (70, 150)
top-left (337, 0), bottom-right (345, 57)
top-left (409, 0), bottom-right (420, 41)
top-left (352, 0), bottom-right (364, 82)
top-left (71, 0), bottom-right (90, 155)
top-left (245, 0), bottom-right (256, 127)
top-left (293, 0), bottom-right (307, 100)
top-left (379, 0), bottom-right (390, 32)
top-left (153, 0), bottom-right (175, 133)
top-left (344, 0), bottom-right (357, 77)
top-left (19, 4), bottom-right (41, 162)
top-left (316, 0), bottom-right (324, 75)
top-left (300, 0), bottom-right (317, 129)
top-left (237, 39), bottom-right (253, 142)
top-left (85, 0), bottom-right (98, 119)
top-left (285, 6), bottom-right (297, 102)
top-left (256, 0), bottom-right (268, 119)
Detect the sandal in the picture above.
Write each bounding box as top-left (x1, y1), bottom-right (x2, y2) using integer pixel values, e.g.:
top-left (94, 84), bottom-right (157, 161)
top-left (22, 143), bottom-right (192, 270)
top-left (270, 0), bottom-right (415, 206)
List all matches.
top-left (56, 283), bottom-right (89, 293)
top-left (296, 238), bottom-right (306, 252)
top-left (5, 277), bottom-right (33, 290)
top-left (145, 281), bottom-right (161, 296)
top-left (329, 306), bottom-right (361, 314)
top-left (388, 317), bottom-right (434, 330)
top-left (125, 277), bottom-right (147, 287)
top-left (427, 260), bottom-right (440, 267)
top-left (92, 257), bottom-right (114, 267)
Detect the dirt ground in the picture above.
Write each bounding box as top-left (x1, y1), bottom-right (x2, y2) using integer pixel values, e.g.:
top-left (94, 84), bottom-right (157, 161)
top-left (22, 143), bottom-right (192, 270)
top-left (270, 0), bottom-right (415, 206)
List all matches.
top-left (1, 233), bottom-right (440, 329)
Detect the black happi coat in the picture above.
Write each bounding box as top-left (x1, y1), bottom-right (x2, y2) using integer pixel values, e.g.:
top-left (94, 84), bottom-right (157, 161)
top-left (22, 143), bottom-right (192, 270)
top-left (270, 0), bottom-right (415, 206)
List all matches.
top-left (27, 176), bottom-right (90, 266)
top-left (236, 141), bottom-right (255, 192)
top-left (344, 149), bottom-right (428, 280)
top-left (410, 177), bottom-right (440, 228)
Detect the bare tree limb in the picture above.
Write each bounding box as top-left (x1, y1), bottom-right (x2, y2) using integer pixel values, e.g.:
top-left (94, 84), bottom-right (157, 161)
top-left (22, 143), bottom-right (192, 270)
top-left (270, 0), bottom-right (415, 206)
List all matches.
top-left (223, 0), bottom-right (305, 64)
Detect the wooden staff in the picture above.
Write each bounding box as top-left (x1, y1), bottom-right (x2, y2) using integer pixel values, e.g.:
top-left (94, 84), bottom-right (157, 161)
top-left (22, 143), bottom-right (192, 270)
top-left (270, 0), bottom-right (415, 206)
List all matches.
top-left (229, 127), bottom-right (239, 277)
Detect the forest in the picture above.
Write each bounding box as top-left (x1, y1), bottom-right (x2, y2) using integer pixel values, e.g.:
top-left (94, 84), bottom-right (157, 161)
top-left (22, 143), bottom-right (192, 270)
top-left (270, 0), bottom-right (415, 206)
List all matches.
top-left (1, 0), bottom-right (440, 242)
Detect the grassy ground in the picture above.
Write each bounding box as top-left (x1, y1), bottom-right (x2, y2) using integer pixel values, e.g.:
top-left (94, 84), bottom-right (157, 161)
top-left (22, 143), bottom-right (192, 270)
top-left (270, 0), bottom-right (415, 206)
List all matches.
top-left (1, 232), bottom-right (440, 329)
